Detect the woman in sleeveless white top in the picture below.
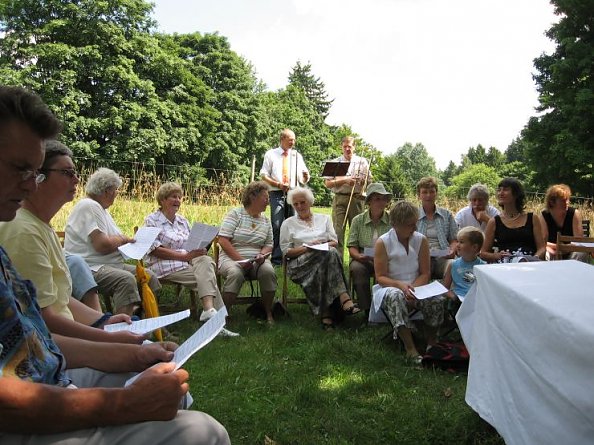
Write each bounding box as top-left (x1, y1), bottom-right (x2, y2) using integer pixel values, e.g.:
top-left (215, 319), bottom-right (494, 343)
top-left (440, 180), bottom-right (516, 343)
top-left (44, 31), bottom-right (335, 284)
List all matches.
top-left (372, 201), bottom-right (445, 363)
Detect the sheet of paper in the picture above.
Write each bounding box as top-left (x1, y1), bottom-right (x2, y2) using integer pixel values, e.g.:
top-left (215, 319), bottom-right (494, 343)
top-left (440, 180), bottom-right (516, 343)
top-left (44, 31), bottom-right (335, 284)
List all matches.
top-left (305, 242), bottom-right (329, 251)
top-left (125, 307), bottom-right (227, 387)
top-left (572, 242), bottom-right (594, 248)
top-left (411, 281), bottom-right (448, 300)
top-left (182, 222), bottom-right (219, 251)
top-left (430, 248), bottom-right (450, 258)
top-left (118, 226), bottom-right (161, 260)
top-left (104, 310), bottom-right (191, 334)
top-left (236, 252), bottom-right (271, 264)
top-left (363, 247), bottom-right (375, 257)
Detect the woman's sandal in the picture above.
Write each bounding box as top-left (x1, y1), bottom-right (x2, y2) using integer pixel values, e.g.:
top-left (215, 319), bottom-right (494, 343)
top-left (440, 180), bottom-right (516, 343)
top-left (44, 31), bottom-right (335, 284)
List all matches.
top-left (341, 298), bottom-right (361, 315)
top-left (321, 317), bottom-right (335, 331)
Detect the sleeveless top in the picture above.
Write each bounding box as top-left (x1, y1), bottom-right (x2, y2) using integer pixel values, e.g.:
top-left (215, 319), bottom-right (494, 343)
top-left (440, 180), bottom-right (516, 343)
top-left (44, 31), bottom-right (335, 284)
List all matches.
top-left (541, 207), bottom-right (575, 242)
top-left (493, 213), bottom-right (536, 256)
top-left (380, 229), bottom-right (424, 285)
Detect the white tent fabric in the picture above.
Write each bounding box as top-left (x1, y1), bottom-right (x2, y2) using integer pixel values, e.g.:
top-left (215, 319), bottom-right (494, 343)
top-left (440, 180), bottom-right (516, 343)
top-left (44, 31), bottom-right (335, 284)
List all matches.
top-left (457, 260), bottom-right (594, 445)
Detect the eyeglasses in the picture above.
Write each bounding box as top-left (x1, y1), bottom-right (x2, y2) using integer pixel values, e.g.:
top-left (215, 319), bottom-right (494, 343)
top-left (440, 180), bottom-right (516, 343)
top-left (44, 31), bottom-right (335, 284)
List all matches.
top-left (22, 169), bottom-right (46, 184)
top-left (42, 168), bottom-right (79, 178)
top-left (0, 158), bottom-right (46, 184)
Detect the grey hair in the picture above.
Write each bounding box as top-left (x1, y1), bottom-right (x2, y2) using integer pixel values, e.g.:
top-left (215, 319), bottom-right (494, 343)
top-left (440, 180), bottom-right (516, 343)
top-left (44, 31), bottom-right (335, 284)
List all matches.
top-left (287, 186), bottom-right (314, 206)
top-left (42, 140), bottom-right (72, 170)
top-left (467, 183), bottom-right (490, 201)
top-left (85, 168), bottom-right (122, 196)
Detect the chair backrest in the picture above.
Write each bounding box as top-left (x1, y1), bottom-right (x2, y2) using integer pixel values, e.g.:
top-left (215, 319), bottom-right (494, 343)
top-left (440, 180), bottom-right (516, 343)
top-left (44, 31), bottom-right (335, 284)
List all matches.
top-left (582, 220), bottom-right (591, 237)
top-left (556, 232), bottom-right (594, 260)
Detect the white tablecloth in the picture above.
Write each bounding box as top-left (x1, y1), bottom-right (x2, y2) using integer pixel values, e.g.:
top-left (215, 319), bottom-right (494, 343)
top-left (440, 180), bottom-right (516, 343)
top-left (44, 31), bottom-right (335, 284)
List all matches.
top-left (456, 261), bottom-right (594, 445)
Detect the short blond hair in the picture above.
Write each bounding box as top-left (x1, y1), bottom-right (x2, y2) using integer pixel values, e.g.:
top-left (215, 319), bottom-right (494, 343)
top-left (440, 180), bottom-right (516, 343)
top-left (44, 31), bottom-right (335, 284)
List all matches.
top-left (242, 181), bottom-right (269, 208)
top-left (156, 182), bottom-right (183, 208)
top-left (389, 201), bottom-right (418, 227)
top-left (457, 226), bottom-right (484, 249)
top-left (416, 176), bottom-right (438, 194)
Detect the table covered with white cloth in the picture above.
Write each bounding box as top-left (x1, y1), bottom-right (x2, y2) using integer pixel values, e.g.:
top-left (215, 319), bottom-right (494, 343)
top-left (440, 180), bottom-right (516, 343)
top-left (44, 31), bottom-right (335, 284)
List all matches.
top-left (456, 260), bottom-right (594, 445)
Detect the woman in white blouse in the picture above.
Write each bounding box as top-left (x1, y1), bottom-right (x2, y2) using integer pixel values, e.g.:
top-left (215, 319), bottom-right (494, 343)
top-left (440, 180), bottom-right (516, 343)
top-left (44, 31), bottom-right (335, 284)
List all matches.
top-left (280, 187), bottom-right (361, 330)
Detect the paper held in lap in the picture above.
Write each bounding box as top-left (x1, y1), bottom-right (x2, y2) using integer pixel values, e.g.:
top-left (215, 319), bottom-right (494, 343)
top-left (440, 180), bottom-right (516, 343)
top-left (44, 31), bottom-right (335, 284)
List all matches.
top-left (410, 281), bottom-right (448, 300)
top-left (125, 307), bottom-right (227, 387)
top-left (182, 222), bottom-right (219, 250)
top-left (305, 242), bottom-right (329, 251)
top-left (363, 247), bottom-right (375, 257)
top-left (118, 226), bottom-right (162, 260)
top-left (430, 248), bottom-right (450, 258)
top-left (237, 252), bottom-right (271, 264)
top-left (104, 309), bottom-right (191, 334)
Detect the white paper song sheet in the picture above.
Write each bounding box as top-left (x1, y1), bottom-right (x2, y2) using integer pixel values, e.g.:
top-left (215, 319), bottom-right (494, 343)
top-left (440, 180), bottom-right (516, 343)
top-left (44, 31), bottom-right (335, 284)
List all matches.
top-left (410, 281), bottom-right (448, 300)
top-left (118, 226), bottom-right (162, 260)
top-left (363, 247), bottom-right (375, 257)
top-left (304, 242), bottom-right (329, 251)
top-left (236, 252), bottom-right (271, 265)
top-left (430, 248), bottom-right (450, 258)
top-left (125, 307), bottom-right (227, 387)
top-left (104, 310), bottom-right (191, 334)
top-left (182, 223), bottom-right (219, 251)
top-left (572, 241), bottom-right (594, 248)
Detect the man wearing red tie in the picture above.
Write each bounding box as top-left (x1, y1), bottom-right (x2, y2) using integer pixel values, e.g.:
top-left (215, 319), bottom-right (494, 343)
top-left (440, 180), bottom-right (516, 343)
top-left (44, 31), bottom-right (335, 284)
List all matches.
top-left (260, 129), bottom-right (310, 265)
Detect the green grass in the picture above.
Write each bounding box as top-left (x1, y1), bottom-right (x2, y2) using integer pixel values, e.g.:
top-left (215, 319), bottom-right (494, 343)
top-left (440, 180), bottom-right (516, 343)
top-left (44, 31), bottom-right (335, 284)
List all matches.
top-left (161, 274), bottom-right (503, 445)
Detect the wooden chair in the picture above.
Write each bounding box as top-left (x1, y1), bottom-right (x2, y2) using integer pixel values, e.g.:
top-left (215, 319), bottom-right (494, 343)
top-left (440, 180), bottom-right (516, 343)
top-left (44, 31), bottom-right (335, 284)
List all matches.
top-left (281, 255), bottom-right (308, 306)
top-left (56, 230), bottom-right (65, 246)
top-left (213, 236), bottom-right (259, 305)
top-left (555, 233), bottom-right (594, 260)
top-left (582, 220), bottom-right (591, 237)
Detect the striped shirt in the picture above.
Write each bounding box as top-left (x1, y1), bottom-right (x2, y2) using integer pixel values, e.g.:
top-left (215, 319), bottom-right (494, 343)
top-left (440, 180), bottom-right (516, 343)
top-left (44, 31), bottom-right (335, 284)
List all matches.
top-left (218, 207), bottom-right (273, 264)
top-left (417, 206), bottom-right (458, 250)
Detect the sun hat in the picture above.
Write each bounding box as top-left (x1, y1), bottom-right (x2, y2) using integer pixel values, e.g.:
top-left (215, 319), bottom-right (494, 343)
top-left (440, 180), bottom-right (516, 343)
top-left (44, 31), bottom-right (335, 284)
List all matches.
top-left (364, 183), bottom-right (392, 204)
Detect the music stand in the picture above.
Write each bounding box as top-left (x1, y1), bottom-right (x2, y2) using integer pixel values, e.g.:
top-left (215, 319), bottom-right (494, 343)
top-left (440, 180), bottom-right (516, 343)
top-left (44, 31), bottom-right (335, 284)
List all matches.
top-left (321, 161), bottom-right (350, 178)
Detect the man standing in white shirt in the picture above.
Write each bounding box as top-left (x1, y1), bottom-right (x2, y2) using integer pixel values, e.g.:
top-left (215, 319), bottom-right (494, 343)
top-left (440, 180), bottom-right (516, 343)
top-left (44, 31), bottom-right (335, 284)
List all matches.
top-left (260, 128), bottom-right (309, 265)
top-left (324, 136), bottom-right (371, 261)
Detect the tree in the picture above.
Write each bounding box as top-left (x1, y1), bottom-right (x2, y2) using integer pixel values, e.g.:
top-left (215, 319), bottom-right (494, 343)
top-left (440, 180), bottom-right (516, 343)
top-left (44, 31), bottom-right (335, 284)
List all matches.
top-left (522, 0), bottom-right (594, 196)
top-left (288, 61), bottom-right (333, 119)
top-left (444, 164), bottom-right (501, 199)
top-left (440, 160), bottom-right (460, 187)
top-left (393, 142), bottom-right (438, 190)
top-left (374, 153), bottom-right (411, 199)
top-left (0, 0), bottom-right (220, 178)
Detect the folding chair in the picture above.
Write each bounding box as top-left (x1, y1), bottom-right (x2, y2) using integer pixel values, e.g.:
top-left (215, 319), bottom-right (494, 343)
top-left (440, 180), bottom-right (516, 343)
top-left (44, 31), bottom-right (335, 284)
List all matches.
top-left (555, 233), bottom-right (594, 260)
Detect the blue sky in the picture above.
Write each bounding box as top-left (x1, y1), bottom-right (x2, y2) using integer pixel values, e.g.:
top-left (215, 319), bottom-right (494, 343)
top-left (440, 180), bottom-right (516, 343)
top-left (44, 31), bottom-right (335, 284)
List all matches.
top-left (151, 0), bottom-right (557, 169)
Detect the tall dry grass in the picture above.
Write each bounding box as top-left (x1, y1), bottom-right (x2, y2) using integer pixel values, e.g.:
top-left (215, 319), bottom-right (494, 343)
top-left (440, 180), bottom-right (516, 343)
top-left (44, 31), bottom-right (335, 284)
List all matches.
top-left (52, 168), bottom-right (594, 235)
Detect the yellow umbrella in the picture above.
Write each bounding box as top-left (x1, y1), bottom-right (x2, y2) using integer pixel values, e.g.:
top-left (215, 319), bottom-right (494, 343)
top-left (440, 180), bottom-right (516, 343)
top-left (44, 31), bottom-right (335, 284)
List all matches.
top-left (136, 260), bottom-right (162, 341)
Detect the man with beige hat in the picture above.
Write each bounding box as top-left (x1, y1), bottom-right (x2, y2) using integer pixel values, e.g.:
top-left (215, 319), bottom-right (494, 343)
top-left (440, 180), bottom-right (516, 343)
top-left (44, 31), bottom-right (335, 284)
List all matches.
top-left (347, 183), bottom-right (392, 314)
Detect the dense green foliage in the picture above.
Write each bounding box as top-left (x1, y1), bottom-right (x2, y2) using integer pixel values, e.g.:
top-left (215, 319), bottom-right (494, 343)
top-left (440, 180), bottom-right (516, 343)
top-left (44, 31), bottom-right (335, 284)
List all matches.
top-left (521, 0), bottom-right (594, 196)
top-left (1, 0), bottom-right (592, 200)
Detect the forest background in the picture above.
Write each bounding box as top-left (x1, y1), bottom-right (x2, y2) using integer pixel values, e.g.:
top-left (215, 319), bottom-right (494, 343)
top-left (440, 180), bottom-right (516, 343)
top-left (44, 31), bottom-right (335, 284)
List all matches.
top-left (0, 0), bottom-right (592, 206)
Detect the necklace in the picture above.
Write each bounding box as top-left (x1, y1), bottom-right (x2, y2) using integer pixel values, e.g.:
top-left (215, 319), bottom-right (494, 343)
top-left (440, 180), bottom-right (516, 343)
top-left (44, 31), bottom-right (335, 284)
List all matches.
top-left (299, 213), bottom-right (314, 228)
top-left (503, 211), bottom-right (521, 221)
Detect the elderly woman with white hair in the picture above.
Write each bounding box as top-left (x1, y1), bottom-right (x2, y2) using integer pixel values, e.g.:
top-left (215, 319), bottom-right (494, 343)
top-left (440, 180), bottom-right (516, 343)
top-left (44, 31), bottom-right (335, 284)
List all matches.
top-left (65, 168), bottom-right (161, 316)
top-left (280, 186), bottom-right (360, 330)
top-left (454, 183), bottom-right (500, 232)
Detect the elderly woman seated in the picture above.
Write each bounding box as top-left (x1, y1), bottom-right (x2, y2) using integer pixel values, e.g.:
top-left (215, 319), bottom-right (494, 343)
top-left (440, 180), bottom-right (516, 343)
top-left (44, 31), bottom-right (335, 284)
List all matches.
top-left (218, 181), bottom-right (277, 324)
top-left (144, 182), bottom-right (238, 336)
top-left (482, 177), bottom-right (546, 262)
top-left (65, 167), bottom-right (161, 315)
top-left (280, 186), bottom-right (361, 330)
top-left (454, 183), bottom-right (500, 232)
top-left (347, 182), bottom-right (392, 315)
top-left (372, 201), bottom-right (444, 364)
top-left (539, 184), bottom-right (589, 262)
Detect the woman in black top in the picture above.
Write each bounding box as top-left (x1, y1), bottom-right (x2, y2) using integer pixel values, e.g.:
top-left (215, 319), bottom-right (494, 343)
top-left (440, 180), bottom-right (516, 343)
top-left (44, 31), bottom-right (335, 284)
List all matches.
top-left (482, 178), bottom-right (546, 262)
top-left (540, 184), bottom-right (588, 261)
